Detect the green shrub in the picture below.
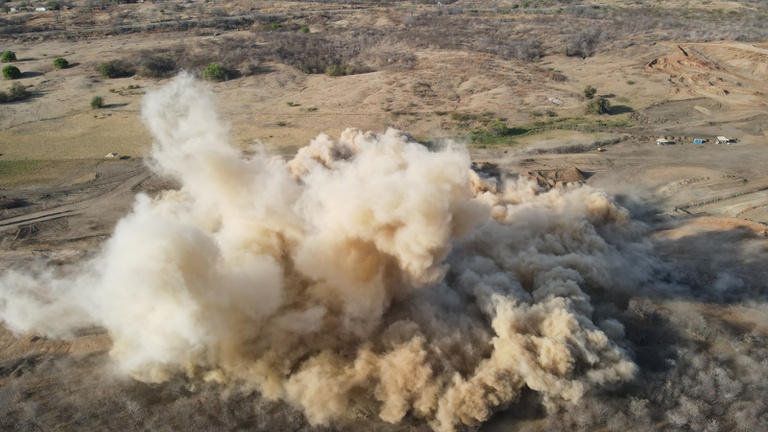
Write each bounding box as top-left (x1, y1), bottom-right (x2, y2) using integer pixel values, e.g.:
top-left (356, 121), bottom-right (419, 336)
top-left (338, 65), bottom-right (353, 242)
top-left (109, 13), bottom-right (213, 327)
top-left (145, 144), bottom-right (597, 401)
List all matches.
top-left (97, 61), bottom-right (133, 78)
top-left (2, 65), bottom-right (20, 79)
top-left (202, 63), bottom-right (229, 81)
top-left (270, 23), bottom-right (282, 30)
top-left (300, 26), bottom-right (310, 33)
top-left (90, 95), bottom-right (104, 109)
top-left (326, 63), bottom-right (355, 77)
top-left (53, 57), bottom-right (69, 69)
top-left (586, 97), bottom-right (611, 115)
top-left (1, 51), bottom-right (16, 63)
top-left (136, 57), bottom-right (176, 78)
top-left (98, 63), bottom-right (117, 78)
top-left (583, 85), bottom-right (597, 99)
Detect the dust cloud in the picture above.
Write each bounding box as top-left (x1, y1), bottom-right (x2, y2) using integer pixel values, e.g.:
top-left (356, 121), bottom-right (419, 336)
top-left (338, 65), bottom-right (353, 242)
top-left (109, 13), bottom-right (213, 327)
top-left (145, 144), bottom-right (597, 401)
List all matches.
top-left (1, 74), bottom-right (652, 431)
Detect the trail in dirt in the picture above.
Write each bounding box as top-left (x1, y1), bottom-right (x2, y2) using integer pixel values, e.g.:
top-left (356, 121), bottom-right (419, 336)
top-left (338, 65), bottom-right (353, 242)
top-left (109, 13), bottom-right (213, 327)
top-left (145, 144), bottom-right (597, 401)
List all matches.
top-left (0, 169), bottom-right (150, 234)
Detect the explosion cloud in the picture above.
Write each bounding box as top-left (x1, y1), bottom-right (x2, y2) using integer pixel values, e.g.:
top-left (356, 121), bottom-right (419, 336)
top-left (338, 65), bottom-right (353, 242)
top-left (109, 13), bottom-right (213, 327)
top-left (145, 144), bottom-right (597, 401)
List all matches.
top-left (0, 74), bottom-right (651, 431)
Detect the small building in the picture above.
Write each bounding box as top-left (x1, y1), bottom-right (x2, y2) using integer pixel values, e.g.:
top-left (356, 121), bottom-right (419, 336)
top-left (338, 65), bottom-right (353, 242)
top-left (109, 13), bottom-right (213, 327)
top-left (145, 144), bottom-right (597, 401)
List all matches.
top-left (716, 136), bottom-right (734, 145)
top-left (657, 138), bottom-right (674, 145)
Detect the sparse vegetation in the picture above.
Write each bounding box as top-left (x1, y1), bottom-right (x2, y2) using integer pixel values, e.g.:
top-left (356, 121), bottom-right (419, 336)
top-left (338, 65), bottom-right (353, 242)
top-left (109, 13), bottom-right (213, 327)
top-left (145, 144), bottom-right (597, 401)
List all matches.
top-left (52, 57), bottom-right (69, 69)
top-left (583, 85), bottom-right (597, 99)
top-left (326, 63), bottom-right (357, 77)
top-left (90, 95), bottom-right (104, 109)
top-left (566, 28), bottom-right (603, 58)
top-left (0, 82), bottom-right (30, 103)
top-left (97, 61), bottom-right (133, 78)
top-left (135, 57), bottom-right (175, 78)
top-left (98, 63), bottom-right (117, 78)
top-left (1, 50), bottom-right (16, 62)
top-left (586, 97), bottom-right (611, 115)
top-left (2, 64), bottom-right (20, 79)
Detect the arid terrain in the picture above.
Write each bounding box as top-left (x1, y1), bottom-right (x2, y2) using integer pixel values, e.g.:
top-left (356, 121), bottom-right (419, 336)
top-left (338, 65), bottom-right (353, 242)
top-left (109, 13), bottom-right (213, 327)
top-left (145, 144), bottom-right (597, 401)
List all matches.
top-left (1, 1), bottom-right (768, 431)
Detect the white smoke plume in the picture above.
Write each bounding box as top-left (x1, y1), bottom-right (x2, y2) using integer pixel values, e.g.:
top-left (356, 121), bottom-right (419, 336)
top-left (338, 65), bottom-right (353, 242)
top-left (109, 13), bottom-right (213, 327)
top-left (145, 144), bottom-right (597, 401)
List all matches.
top-left (0, 74), bottom-right (646, 431)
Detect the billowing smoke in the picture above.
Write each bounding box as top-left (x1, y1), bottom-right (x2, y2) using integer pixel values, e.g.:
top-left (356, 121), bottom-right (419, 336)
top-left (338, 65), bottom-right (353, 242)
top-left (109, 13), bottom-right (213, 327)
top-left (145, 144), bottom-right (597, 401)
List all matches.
top-left (0, 74), bottom-right (649, 431)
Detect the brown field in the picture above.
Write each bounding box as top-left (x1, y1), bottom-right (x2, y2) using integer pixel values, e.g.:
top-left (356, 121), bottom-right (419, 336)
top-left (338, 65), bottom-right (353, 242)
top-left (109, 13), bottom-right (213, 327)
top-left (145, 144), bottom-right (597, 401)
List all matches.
top-left (2, 1), bottom-right (768, 431)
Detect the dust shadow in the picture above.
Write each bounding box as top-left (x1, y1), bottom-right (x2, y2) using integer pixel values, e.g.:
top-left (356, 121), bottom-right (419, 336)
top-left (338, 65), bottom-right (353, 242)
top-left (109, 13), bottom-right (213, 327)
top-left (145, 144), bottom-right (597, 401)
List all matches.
top-left (651, 224), bottom-right (768, 303)
top-left (19, 71), bottom-right (43, 79)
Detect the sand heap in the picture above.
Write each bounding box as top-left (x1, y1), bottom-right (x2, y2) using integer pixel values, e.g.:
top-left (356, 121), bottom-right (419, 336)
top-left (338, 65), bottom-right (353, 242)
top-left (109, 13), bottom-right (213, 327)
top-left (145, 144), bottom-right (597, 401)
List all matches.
top-left (527, 167), bottom-right (589, 189)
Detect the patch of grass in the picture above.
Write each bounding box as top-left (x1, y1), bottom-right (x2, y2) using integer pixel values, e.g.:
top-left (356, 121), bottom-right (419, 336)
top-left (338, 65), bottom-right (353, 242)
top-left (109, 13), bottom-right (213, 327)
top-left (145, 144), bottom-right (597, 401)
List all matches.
top-left (392, 110), bottom-right (417, 117)
top-left (0, 160), bottom-right (98, 187)
top-left (0, 160), bottom-right (48, 183)
top-left (464, 115), bottom-right (636, 147)
top-left (469, 125), bottom-right (529, 146)
top-left (450, 112), bottom-right (480, 123)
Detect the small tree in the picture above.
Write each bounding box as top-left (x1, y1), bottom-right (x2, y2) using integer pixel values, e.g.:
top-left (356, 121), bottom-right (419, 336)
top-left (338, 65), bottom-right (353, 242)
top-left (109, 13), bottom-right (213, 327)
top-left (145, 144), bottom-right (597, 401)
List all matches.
top-left (2, 65), bottom-right (21, 80)
top-left (202, 63), bottom-right (228, 81)
top-left (53, 57), bottom-right (69, 69)
top-left (583, 85), bottom-right (597, 99)
top-left (90, 95), bottom-right (104, 109)
top-left (1, 51), bottom-right (16, 63)
top-left (98, 63), bottom-right (117, 78)
top-left (586, 97), bottom-right (611, 115)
